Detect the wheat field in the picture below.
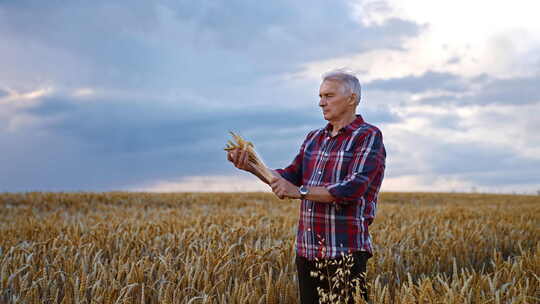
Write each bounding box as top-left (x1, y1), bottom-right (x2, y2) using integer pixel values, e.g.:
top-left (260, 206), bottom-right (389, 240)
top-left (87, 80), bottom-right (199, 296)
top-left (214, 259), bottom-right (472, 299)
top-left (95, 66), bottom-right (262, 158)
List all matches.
top-left (0, 192), bottom-right (538, 303)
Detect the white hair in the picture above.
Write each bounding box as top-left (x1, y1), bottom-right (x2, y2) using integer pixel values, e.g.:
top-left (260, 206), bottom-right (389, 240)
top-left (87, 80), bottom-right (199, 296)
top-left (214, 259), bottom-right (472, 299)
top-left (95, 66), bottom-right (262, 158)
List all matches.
top-left (322, 69), bottom-right (361, 105)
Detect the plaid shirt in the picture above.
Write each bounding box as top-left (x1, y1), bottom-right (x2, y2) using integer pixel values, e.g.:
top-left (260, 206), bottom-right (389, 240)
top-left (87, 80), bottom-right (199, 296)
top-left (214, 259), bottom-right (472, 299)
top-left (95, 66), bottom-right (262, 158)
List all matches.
top-left (276, 115), bottom-right (386, 260)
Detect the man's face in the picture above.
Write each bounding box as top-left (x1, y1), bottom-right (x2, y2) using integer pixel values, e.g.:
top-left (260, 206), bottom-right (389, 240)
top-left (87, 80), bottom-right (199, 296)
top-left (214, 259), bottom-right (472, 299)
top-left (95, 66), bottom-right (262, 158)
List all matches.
top-left (319, 80), bottom-right (355, 122)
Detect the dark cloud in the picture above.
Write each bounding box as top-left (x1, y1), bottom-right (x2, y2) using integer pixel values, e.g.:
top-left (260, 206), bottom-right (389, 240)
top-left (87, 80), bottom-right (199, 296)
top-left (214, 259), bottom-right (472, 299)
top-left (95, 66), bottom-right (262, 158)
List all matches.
top-left (2, 92), bottom-right (399, 191)
top-left (367, 70), bottom-right (540, 106)
top-left (431, 143), bottom-right (540, 187)
top-left (0, 0), bottom-right (422, 92)
top-left (387, 132), bottom-right (540, 189)
top-left (419, 74), bottom-right (540, 106)
top-left (22, 95), bottom-right (324, 153)
top-left (467, 76), bottom-right (540, 105)
top-left (0, 0), bottom-right (422, 191)
top-left (367, 71), bottom-right (466, 93)
top-left (426, 142), bottom-right (536, 176)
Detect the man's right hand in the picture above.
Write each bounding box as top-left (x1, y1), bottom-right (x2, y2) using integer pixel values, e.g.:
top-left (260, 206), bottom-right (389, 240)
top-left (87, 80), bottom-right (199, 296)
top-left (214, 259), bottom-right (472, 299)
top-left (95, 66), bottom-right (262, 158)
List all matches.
top-left (226, 147), bottom-right (251, 172)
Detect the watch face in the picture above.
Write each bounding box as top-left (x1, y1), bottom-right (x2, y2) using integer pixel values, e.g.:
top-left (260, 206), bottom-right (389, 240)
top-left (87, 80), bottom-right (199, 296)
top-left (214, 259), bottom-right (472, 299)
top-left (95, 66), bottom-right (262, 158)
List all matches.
top-left (300, 186), bottom-right (308, 195)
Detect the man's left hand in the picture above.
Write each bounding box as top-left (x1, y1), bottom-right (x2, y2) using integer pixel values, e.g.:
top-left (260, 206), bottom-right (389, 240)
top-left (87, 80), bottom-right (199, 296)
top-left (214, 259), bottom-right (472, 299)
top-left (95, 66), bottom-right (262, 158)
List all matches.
top-left (270, 176), bottom-right (301, 200)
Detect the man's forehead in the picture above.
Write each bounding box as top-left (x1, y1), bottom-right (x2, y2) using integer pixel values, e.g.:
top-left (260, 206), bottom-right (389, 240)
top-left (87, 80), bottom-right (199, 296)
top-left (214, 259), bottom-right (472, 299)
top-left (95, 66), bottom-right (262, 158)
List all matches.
top-left (320, 79), bottom-right (344, 91)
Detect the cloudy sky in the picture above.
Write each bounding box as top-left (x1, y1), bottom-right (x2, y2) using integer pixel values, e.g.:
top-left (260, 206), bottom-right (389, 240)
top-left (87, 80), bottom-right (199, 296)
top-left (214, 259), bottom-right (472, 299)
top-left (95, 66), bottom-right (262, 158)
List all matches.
top-left (1, 0), bottom-right (539, 194)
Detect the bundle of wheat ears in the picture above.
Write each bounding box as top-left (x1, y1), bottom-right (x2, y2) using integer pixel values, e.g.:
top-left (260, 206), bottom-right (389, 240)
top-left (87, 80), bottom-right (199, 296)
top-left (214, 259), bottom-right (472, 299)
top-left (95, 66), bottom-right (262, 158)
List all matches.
top-left (224, 131), bottom-right (275, 183)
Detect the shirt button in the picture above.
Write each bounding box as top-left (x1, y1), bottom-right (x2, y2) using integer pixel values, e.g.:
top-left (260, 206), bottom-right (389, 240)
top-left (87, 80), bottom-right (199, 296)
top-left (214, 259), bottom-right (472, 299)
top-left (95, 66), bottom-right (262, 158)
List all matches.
top-left (318, 171), bottom-right (322, 174)
top-left (324, 153), bottom-right (328, 157)
top-left (307, 228), bottom-right (311, 232)
top-left (308, 209), bottom-right (312, 212)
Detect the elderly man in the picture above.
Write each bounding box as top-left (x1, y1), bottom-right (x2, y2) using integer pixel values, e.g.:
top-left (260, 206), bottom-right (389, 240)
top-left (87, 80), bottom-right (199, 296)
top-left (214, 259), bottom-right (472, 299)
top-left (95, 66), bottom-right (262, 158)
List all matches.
top-left (227, 70), bottom-right (386, 303)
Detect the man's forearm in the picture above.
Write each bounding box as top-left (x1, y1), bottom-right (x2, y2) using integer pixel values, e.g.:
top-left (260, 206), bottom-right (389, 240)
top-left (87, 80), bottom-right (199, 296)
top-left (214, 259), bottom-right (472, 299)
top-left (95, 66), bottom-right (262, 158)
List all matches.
top-left (286, 185), bottom-right (336, 203)
top-left (302, 186), bottom-right (336, 203)
top-left (248, 167), bottom-right (277, 185)
top-left (268, 173), bottom-right (338, 203)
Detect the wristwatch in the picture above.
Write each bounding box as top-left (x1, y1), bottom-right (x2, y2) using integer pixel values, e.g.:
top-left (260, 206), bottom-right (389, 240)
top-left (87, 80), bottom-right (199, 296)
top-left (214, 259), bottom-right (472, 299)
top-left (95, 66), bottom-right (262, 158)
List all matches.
top-left (299, 185), bottom-right (309, 200)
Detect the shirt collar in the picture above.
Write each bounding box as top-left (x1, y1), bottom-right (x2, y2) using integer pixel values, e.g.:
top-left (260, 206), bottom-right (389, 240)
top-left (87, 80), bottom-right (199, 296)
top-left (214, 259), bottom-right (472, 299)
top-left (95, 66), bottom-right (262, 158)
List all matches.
top-left (324, 114), bottom-right (365, 136)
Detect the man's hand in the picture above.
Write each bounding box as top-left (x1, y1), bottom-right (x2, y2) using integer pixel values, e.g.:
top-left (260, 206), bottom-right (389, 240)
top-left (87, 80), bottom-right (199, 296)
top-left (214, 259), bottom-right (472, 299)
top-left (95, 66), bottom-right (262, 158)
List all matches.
top-left (227, 147), bottom-right (251, 172)
top-left (270, 176), bottom-right (301, 200)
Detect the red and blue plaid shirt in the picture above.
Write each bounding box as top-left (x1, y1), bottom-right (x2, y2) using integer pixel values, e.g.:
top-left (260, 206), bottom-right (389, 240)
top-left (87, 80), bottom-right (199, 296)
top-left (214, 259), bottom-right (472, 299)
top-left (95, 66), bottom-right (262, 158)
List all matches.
top-left (276, 115), bottom-right (386, 260)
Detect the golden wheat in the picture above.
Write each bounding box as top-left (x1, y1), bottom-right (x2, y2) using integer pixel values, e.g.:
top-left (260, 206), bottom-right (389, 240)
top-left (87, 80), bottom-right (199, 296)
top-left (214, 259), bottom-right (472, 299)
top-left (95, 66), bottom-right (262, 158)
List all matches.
top-left (224, 132), bottom-right (275, 183)
top-left (0, 192), bottom-right (539, 303)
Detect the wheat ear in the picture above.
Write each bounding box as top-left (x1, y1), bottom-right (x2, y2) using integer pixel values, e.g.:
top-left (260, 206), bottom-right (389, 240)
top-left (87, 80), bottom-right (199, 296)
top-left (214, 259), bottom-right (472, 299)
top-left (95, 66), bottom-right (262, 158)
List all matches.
top-left (224, 131), bottom-right (275, 183)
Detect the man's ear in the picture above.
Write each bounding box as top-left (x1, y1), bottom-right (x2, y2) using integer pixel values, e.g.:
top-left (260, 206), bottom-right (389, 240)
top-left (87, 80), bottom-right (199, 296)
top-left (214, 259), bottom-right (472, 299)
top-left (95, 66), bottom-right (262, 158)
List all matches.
top-left (349, 93), bottom-right (357, 106)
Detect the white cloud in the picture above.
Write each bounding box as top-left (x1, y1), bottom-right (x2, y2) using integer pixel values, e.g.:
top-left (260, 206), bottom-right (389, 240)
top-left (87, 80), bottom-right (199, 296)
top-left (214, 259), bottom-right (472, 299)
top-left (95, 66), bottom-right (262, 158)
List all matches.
top-left (0, 87), bottom-right (56, 132)
top-left (300, 0), bottom-right (540, 82)
top-left (381, 174), bottom-right (473, 193)
top-left (0, 87), bottom-right (54, 103)
top-left (456, 103), bottom-right (540, 160)
top-left (133, 175), bottom-right (271, 192)
top-left (378, 100), bottom-right (540, 193)
top-left (384, 0), bottom-right (540, 38)
top-left (73, 88), bottom-right (95, 97)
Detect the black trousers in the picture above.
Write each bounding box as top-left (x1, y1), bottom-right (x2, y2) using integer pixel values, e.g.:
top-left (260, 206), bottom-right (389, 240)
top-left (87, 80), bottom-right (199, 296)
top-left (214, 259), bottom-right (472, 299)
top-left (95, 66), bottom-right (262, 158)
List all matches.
top-left (296, 251), bottom-right (370, 304)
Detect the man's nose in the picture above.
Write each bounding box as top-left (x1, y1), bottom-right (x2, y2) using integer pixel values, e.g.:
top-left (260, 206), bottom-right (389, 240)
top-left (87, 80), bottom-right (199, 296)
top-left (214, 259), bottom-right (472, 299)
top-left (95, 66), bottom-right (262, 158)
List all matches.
top-left (319, 98), bottom-right (326, 107)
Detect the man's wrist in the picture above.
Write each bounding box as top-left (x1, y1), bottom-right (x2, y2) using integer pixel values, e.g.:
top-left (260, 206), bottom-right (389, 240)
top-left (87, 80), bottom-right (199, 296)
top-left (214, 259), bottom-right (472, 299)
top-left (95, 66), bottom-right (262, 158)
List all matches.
top-left (295, 188), bottom-right (302, 199)
top-left (298, 185), bottom-right (309, 199)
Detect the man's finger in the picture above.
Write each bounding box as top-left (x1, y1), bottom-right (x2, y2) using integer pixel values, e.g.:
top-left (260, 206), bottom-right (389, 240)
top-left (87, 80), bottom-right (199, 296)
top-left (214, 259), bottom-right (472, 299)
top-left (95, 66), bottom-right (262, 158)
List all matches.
top-left (278, 188), bottom-right (285, 199)
top-left (240, 148), bottom-right (249, 169)
top-left (272, 189), bottom-right (283, 200)
top-left (231, 148), bottom-right (239, 165)
top-left (234, 149), bottom-right (244, 168)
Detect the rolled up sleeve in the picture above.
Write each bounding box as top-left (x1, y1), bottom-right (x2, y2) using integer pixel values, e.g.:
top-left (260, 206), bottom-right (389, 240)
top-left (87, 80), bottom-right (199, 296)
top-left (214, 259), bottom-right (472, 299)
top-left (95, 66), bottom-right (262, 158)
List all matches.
top-left (275, 131), bottom-right (315, 187)
top-left (327, 130), bottom-right (386, 203)
top-left (275, 153), bottom-right (303, 186)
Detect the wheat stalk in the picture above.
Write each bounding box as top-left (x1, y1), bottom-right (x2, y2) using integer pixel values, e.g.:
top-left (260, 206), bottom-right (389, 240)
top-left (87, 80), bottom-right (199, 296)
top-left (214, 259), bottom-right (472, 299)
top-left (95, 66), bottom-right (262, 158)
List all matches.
top-left (224, 131), bottom-right (275, 183)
